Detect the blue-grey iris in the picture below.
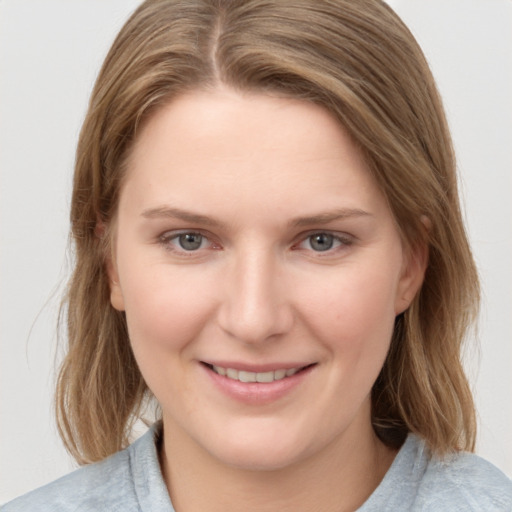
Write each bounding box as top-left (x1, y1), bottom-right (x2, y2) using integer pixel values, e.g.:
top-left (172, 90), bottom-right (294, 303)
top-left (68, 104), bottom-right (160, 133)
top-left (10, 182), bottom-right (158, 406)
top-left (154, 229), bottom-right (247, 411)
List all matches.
top-left (179, 233), bottom-right (203, 250)
top-left (310, 233), bottom-right (334, 251)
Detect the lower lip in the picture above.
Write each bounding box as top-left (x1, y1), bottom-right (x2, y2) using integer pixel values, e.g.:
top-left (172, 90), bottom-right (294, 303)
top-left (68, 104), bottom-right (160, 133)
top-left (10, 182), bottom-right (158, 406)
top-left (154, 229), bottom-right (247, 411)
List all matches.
top-left (201, 364), bottom-right (315, 405)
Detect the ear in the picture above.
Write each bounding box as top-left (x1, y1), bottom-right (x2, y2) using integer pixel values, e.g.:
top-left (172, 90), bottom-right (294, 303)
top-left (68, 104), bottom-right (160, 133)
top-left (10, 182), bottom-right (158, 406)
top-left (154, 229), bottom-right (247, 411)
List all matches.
top-left (97, 219), bottom-right (126, 312)
top-left (394, 238), bottom-right (429, 315)
top-left (107, 258), bottom-right (126, 312)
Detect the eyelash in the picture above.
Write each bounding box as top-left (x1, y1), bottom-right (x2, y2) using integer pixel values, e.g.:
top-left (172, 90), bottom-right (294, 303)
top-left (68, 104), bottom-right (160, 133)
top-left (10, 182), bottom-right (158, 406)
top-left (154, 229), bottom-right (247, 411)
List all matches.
top-left (292, 232), bottom-right (354, 254)
top-left (158, 230), bottom-right (219, 255)
top-left (157, 230), bottom-right (353, 256)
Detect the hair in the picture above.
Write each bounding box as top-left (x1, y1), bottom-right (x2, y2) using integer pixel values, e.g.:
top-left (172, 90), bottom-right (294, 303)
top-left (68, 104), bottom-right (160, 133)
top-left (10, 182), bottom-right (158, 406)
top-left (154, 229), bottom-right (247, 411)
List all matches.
top-left (57, 0), bottom-right (479, 465)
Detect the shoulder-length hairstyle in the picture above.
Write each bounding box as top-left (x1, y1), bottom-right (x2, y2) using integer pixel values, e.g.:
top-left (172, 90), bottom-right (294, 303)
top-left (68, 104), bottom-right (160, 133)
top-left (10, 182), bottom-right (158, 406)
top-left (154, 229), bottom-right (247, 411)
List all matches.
top-left (57, 0), bottom-right (479, 464)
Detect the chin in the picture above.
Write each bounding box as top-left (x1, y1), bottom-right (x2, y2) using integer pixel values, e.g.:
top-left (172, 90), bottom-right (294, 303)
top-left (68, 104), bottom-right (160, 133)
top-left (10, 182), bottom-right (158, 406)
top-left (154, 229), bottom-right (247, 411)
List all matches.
top-left (216, 442), bottom-right (306, 472)
top-left (201, 423), bottom-right (321, 472)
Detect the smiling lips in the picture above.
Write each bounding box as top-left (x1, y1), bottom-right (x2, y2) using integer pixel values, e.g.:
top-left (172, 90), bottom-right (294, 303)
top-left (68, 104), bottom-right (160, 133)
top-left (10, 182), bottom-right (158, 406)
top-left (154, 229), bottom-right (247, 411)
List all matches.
top-left (205, 363), bottom-right (313, 383)
top-left (202, 362), bottom-right (316, 404)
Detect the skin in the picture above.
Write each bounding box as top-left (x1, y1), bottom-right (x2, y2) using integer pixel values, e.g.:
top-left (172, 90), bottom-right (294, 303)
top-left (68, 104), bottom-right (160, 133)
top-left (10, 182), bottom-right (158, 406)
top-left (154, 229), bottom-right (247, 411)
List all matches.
top-left (108, 87), bottom-right (426, 512)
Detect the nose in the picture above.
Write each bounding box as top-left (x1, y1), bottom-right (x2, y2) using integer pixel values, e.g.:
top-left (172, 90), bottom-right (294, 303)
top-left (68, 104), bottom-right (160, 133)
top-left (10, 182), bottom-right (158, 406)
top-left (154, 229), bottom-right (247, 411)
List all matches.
top-left (217, 248), bottom-right (293, 345)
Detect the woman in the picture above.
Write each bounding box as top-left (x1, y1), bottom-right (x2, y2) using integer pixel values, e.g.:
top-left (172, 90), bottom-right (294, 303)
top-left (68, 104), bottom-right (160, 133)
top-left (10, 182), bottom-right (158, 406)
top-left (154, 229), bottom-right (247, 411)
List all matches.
top-left (3, 0), bottom-right (511, 510)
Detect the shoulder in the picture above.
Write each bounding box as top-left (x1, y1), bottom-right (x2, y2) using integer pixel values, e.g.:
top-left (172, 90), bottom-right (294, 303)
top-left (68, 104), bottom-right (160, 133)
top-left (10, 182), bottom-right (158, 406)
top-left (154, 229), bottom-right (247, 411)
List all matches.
top-left (360, 434), bottom-right (512, 512)
top-left (418, 448), bottom-right (512, 510)
top-left (1, 449), bottom-right (134, 512)
top-left (1, 424), bottom-right (171, 512)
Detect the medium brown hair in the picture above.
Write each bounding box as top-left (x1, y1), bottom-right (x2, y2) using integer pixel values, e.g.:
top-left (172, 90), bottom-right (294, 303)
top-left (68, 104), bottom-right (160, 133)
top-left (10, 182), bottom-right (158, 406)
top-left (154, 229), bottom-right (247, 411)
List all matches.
top-left (57, 0), bottom-right (479, 464)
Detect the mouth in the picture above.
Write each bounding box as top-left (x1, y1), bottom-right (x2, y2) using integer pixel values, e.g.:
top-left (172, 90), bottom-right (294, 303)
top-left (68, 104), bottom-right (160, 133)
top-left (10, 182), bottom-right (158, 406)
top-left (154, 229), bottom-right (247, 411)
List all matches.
top-left (202, 363), bottom-right (315, 383)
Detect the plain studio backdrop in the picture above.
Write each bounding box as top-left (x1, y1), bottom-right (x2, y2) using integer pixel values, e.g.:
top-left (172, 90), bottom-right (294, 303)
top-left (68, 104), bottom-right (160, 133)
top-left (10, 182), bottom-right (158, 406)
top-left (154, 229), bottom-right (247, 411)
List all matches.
top-left (0, 0), bottom-right (511, 503)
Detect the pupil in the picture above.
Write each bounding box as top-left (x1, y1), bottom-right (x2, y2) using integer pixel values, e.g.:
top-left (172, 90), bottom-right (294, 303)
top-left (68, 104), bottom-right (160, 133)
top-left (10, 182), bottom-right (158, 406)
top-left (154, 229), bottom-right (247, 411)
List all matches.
top-left (310, 233), bottom-right (333, 251)
top-left (179, 233), bottom-right (202, 250)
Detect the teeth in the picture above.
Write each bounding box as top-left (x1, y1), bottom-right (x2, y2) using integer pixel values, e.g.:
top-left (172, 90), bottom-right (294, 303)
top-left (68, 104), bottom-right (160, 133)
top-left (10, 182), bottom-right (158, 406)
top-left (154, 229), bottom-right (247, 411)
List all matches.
top-left (226, 368), bottom-right (238, 379)
top-left (256, 371), bottom-right (274, 383)
top-left (215, 366), bottom-right (227, 376)
top-left (211, 365), bottom-right (303, 382)
top-left (238, 371), bottom-right (256, 383)
top-left (274, 369), bottom-right (286, 380)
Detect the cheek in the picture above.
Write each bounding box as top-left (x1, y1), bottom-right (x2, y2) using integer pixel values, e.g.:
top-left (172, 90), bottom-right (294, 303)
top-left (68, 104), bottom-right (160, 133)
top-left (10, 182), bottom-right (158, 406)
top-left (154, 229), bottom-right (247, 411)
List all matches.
top-left (298, 264), bottom-right (399, 354)
top-left (295, 266), bottom-right (400, 421)
top-left (117, 261), bottom-right (219, 406)
top-left (118, 258), bottom-right (214, 354)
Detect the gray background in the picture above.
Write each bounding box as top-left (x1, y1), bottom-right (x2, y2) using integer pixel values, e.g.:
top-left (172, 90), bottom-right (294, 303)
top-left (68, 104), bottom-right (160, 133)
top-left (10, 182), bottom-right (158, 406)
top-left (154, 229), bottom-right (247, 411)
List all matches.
top-left (1, 0), bottom-right (511, 503)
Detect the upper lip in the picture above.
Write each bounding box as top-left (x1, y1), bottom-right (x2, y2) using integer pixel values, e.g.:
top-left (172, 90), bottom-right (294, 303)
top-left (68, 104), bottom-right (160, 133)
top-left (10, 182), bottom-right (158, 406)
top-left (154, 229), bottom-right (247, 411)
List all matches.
top-left (201, 361), bottom-right (315, 373)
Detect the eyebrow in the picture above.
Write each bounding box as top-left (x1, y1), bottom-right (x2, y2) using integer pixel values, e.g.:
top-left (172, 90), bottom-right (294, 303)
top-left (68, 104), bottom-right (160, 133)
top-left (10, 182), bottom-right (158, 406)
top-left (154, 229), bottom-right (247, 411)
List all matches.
top-left (141, 206), bottom-right (371, 228)
top-left (289, 208), bottom-right (372, 227)
top-left (141, 206), bottom-right (227, 228)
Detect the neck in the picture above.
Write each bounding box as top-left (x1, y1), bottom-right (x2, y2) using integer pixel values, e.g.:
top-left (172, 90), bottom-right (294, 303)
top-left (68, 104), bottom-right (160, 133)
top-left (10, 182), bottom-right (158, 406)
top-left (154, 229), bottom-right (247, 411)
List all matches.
top-left (159, 414), bottom-right (397, 512)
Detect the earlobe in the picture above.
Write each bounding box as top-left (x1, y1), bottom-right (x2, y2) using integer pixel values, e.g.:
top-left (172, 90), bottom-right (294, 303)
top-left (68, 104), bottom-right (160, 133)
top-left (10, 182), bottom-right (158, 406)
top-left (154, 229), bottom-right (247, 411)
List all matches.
top-left (97, 218), bottom-right (125, 312)
top-left (395, 240), bottom-right (429, 315)
top-left (107, 260), bottom-right (125, 311)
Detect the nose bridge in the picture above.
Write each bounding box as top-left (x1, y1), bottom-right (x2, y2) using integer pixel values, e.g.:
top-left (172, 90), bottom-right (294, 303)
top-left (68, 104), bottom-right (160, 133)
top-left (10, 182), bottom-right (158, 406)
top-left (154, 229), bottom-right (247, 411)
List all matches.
top-left (218, 244), bottom-right (292, 343)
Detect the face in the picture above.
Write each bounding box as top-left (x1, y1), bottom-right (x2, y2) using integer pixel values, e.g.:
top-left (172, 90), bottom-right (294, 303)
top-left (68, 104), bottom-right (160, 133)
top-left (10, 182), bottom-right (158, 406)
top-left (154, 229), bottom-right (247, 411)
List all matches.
top-left (109, 88), bottom-right (424, 471)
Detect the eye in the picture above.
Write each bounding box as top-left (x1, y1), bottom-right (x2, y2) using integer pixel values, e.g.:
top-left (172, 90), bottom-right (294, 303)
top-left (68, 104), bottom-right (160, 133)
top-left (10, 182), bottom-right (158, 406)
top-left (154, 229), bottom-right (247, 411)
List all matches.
top-left (159, 231), bottom-right (214, 253)
top-left (295, 232), bottom-right (352, 253)
top-left (308, 233), bottom-right (336, 252)
top-left (176, 232), bottom-right (205, 251)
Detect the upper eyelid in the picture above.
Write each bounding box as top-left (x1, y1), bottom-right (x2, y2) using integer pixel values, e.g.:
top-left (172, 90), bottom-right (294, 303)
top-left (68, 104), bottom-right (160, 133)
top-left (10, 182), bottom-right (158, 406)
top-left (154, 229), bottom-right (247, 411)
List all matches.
top-left (293, 231), bottom-right (355, 251)
top-left (159, 228), bottom-right (211, 241)
top-left (294, 229), bottom-right (354, 243)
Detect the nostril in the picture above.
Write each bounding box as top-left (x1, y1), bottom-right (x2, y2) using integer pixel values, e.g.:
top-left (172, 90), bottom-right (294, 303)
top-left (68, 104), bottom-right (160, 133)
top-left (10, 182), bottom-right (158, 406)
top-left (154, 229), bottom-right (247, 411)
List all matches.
top-left (217, 300), bottom-right (294, 345)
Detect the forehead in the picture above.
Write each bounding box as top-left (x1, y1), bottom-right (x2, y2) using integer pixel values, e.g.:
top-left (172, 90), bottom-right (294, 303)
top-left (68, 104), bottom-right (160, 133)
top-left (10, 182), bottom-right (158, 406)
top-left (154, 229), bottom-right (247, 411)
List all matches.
top-left (120, 87), bottom-right (389, 221)
top-left (131, 88), bottom-right (363, 163)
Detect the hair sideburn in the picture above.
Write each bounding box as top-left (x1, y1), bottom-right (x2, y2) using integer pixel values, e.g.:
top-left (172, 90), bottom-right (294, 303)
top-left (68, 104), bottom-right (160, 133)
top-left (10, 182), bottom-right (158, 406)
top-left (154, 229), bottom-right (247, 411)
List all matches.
top-left (57, 0), bottom-right (479, 464)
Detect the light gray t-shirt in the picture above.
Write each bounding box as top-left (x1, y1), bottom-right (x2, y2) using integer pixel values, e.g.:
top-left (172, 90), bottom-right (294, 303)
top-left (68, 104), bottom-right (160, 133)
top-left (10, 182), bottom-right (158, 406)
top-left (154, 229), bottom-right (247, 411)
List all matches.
top-left (3, 424), bottom-right (512, 511)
